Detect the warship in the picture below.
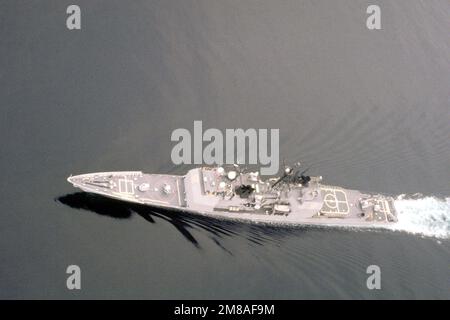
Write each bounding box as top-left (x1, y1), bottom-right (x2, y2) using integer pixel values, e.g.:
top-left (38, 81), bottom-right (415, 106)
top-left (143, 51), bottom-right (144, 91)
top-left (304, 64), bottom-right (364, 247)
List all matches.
top-left (67, 163), bottom-right (398, 227)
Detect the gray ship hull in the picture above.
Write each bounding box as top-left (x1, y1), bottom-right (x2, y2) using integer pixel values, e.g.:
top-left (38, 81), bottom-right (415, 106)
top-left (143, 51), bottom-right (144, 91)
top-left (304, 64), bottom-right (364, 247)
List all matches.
top-left (67, 167), bottom-right (397, 228)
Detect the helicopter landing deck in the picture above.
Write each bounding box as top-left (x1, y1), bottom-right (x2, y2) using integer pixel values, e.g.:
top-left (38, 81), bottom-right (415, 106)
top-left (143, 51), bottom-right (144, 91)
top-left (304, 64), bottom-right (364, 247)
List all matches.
top-left (319, 187), bottom-right (350, 216)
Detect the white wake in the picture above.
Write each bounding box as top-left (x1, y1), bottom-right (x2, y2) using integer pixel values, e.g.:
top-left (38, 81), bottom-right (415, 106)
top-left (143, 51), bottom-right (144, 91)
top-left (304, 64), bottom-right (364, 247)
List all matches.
top-left (390, 196), bottom-right (450, 239)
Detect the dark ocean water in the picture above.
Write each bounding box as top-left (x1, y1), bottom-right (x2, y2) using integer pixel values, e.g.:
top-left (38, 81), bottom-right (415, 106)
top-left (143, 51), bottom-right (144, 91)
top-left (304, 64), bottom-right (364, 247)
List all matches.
top-left (1, 0), bottom-right (449, 299)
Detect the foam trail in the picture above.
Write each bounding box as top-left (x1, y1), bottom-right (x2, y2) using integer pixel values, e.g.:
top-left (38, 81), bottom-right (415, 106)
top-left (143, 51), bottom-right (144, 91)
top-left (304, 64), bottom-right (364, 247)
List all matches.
top-left (391, 196), bottom-right (450, 239)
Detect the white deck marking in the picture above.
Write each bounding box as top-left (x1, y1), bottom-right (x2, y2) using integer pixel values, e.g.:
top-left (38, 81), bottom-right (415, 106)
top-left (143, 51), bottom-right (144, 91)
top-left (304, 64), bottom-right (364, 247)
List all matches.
top-left (118, 176), bottom-right (134, 194)
top-left (376, 199), bottom-right (389, 221)
top-left (140, 198), bottom-right (170, 205)
top-left (176, 179), bottom-right (182, 206)
top-left (320, 187), bottom-right (349, 215)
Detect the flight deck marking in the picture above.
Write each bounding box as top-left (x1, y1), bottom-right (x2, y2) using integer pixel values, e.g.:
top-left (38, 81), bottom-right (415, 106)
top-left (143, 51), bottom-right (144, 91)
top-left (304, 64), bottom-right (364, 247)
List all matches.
top-left (375, 199), bottom-right (389, 221)
top-left (176, 179), bottom-right (182, 206)
top-left (320, 187), bottom-right (349, 215)
top-left (140, 198), bottom-right (170, 205)
top-left (118, 176), bottom-right (134, 194)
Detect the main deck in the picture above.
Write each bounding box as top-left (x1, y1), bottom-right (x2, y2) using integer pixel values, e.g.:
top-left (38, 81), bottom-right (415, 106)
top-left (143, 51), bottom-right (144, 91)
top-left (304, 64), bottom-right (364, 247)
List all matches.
top-left (67, 168), bottom-right (397, 227)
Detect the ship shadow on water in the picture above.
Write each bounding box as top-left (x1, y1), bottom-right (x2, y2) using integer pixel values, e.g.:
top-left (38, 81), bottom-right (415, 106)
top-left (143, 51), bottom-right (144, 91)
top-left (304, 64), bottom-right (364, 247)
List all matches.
top-left (56, 192), bottom-right (228, 250)
top-left (56, 192), bottom-right (355, 254)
